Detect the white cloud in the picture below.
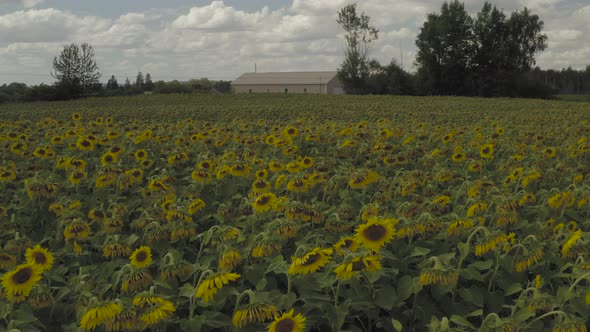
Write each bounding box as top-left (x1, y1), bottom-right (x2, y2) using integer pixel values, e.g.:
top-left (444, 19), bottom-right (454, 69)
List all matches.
top-left (172, 1), bottom-right (270, 31)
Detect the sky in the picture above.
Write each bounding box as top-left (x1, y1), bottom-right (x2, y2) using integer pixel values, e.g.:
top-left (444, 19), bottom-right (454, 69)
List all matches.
top-left (0, 0), bottom-right (589, 85)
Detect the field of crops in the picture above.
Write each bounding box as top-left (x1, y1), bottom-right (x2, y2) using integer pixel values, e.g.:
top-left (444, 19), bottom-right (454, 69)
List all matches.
top-left (1, 93), bottom-right (590, 332)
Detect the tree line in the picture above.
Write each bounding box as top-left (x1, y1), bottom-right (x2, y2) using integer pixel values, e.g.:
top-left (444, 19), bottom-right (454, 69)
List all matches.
top-left (0, 43), bottom-right (232, 104)
top-left (337, 1), bottom-right (585, 99)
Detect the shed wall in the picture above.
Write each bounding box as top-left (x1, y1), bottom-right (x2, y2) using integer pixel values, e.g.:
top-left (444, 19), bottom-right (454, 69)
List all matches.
top-left (233, 84), bottom-right (328, 94)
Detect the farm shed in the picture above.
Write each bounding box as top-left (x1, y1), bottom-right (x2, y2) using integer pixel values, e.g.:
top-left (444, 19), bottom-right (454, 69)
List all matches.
top-left (231, 71), bottom-right (345, 95)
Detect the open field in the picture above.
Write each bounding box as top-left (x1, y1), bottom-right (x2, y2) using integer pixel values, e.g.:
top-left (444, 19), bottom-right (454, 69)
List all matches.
top-left (558, 95), bottom-right (590, 103)
top-left (1, 94), bottom-right (590, 331)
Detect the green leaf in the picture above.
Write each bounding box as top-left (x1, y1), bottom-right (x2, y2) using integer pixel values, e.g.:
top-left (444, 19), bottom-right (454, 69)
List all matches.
top-left (179, 283), bottom-right (195, 298)
top-left (374, 285), bottom-right (396, 310)
top-left (466, 309), bottom-right (483, 317)
top-left (470, 260), bottom-right (494, 271)
top-left (392, 319), bottom-right (403, 332)
top-left (458, 242), bottom-right (470, 259)
top-left (503, 283), bottom-right (522, 296)
top-left (256, 278), bottom-right (267, 291)
top-left (450, 315), bottom-right (476, 329)
top-left (397, 276), bottom-right (416, 302)
top-left (410, 246), bottom-right (430, 257)
top-left (180, 316), bottom-right (206, 331)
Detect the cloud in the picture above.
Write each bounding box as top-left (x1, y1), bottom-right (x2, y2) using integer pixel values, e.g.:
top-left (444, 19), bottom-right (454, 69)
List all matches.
top-left (172, 1), bottom-right (270, 31)
top-left (0, 9), bottom-right (110, 43)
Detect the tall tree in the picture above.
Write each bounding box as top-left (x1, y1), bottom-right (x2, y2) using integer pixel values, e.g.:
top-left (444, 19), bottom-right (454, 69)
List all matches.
top-left (415, 1), bottom-right (475, 95)
top-left (124, 77), bottom-right (131, 89)
top-left (51, 43), bottom-right (100, 98)
top-left (415, 1), bottom-right (548, 97)
top-left (107, 75), bottom-right (118, 89)
top-left (78, 43), bottom-right (101, 95)
top-left (136, 71), bottom-right (144, 89)
top-left (336, 3), bottom-right (379, 94)
top-left (144, 73), bottom-right (154, 91)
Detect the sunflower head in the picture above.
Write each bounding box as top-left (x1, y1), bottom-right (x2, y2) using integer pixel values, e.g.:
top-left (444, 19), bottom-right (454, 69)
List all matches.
top-left (130, 246), bottom-right (152, 269)
top-left (354, 217), bottom-right (397, 252)
top-left (268, 308), bottom-right (306, 332)
top-left (1, 263), bottom-right (43, 302)
top-left (25, 245), bottom-right (55, 272)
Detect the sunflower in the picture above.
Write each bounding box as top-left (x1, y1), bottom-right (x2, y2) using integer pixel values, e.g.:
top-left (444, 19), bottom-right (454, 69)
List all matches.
top-left (134, 149), bottom-right (148, 161)
top-left (479, 143), bottom-right (494, 159)
top-left (79, 301), bottom-right (123, 331)
top-left (191, 169), bottom-right (212, 184)
top-left (288, 247), bottom-right (333, 275)
top-left (71, 112), bottom-right (81, 121)
top-left (251, 179), bottom-right (272, 193)
top-left (334, 237), bottom-right (358, 255)
top-left (135, 297), bottom-right (176, 327)
top-left (542, 147), bottom-right (556, 159)
top-left (229, 163), bottom-right (250, 177)
top-left (286, 178), bottom-right (310, 193)
top-left (1, 263), bottom-right (43, 302)
top-left (0, 169), bottom-right (16, 182)
top-left (548, 192), bottom-right (575, 209)
top-left (101, 152), bottom-right (118, 166)
top-left (268, 161), bottom-right (284, 173)
top-left (0, 252), bottom-right (17, 269)
top-left (466, 202), bottom-right (488, 217)
top-left (562, 230), bottom-right (583, 257)
top-left (333, 254), bottom-right (382, 280)
top-left (348, 171), bottom-right (379, 189)
top-left (121, 271), bottom-right (153, 293)
top-left (354, 217), bottom-right (397, 252)
top-left (419, 268), bottom-right (459, 286)
top-left (76, 137), bottom-right (95, 151)
top-left (233, 304), bottom-right (278, 328)
top-left (69, 170), bottom-right (88, 185)
top-left (103, 243), bottom-right (133, 258)
top-left (188, 199), bottom-right (206, 214)
top-left (442, 134), bottom-right (453, 144)
top-left (252, 193), bottom-right (278, 213)
top-left (25, 245), bottom-right (54, 272)
top-left (267, 309), bottom-right (306, 332)
top-left (130, 246), bottom-right (152, 269)
top-left (219, 250), bottom-right (242, 271)
top-left (299, 156), bottom-right (314, 169)
top-left (64, 221), bottom-right (91, 240)
top-left (104, 308), bottom-right (143, 332)
top-left (515, 248), bottom-right (545, 272)
top-left (451, 152), bottom-right (466, 162)
top-left (195, 272), bottom-right (240, 302)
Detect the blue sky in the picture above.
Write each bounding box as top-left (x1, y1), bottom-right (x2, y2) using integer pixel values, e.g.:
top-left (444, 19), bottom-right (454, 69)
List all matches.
top-left (1, 0), bottom-right (589, 85)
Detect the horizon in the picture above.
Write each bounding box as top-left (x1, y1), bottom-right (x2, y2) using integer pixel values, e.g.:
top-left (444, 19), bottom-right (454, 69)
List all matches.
top-left (1, 0), bottom-right (589, 85)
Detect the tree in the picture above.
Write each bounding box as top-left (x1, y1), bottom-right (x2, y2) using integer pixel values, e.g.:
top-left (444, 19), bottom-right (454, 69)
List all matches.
top-left (336, 3), bottom-right (379, 94)
top-left (415, 1), bottom-right (548, 97)
top-left (135, 71), bottom-right (144, 89)
top-left (51, 43), bottom-right (100, 98)
top-left (366, 59), bottom-right (415, 95)
top-left (415, 1), bottom-right (475, 95)
top-left (124, 77), bottom-right (131, 89)
top-left (144, 73), bottom-right (154, 91)
top-left (107, 75), bottom-right (118, 89)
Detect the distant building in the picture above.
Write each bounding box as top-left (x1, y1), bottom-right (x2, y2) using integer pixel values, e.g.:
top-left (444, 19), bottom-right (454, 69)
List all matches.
top-left (231, 71), bottom-right (345, 95)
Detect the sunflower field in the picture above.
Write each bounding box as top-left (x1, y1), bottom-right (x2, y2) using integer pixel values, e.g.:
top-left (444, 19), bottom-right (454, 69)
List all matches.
top-left (1, 93), bottom-right (590, 332)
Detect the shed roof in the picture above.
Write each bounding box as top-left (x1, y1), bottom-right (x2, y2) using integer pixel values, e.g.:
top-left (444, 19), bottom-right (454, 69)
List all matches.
top-left (232, 71), bottom-right (338, 85)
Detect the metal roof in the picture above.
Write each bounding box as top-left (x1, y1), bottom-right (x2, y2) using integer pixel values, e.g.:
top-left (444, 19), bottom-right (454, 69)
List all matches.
top-left (231, 71), bottom-right (339, 85)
